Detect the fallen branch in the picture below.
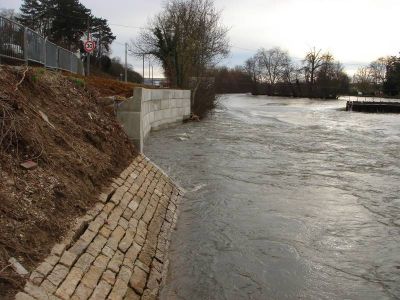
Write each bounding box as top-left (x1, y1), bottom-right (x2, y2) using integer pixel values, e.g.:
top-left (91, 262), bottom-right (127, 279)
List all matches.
top-left (14, 67), bottom-right (29, 92)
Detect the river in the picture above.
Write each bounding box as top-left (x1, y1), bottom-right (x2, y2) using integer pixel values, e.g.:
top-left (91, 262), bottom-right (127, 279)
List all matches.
top-left (145, 94), bottom-right (400, 300)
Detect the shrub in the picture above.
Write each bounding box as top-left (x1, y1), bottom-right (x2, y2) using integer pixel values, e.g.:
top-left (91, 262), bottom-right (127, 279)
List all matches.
top-left (192, 79), bottom-right (218, 118)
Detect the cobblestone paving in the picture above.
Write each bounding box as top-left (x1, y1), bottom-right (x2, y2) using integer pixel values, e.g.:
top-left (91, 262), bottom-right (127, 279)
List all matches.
top-left (15, 154), bottom-right (182, 300)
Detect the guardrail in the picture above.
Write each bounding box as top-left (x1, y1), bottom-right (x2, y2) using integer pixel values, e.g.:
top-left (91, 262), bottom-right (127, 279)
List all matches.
top-left (0, 16), bottom-right (84, 74)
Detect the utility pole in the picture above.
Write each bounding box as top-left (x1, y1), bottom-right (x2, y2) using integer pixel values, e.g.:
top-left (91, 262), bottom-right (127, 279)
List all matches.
top-left (152, 66), bottom-right (154, 86)
top-left (148, 59), bottom-right (151, 83)
top-left (124, 43), bottom-right (128, 83)
top-left (86, 18), bottom-right (90, 76)
top-left (142, 54), bottom-right (145, 84)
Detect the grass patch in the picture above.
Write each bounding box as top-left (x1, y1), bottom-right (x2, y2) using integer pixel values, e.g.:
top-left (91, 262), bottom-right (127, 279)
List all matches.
top-left (68, 77), bottom-right (86, 88)
top-left (30, 68), bottom-right (46, 84)
top-left (30, 74), bottom-right (38, 83)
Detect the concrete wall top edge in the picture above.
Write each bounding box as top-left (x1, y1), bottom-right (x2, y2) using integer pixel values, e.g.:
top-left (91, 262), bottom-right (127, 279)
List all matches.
top-left (136, 87), bottom-right (191, 101)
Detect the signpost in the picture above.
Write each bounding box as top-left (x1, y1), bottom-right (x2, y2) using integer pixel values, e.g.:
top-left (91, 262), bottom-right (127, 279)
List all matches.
top-left (84, 40), bottom-right (96, 53)
top-left (84, 39), bottom-right (96, 76)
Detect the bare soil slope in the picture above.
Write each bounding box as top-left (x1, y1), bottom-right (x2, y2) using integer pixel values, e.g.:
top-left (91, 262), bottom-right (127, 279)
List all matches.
top-left (0, 66), bottom-right (136, 299)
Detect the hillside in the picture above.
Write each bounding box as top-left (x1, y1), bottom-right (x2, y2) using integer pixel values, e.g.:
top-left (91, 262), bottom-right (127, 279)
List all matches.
top-left (0, 66), bottom-right (137, 299)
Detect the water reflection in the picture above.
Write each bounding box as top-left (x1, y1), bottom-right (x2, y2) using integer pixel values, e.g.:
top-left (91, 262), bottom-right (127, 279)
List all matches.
top-left (145, 94), bottom-right (400, 300)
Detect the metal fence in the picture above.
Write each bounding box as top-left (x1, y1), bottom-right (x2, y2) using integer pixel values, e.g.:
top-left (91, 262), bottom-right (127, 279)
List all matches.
top-left (0, 16), bottom-right (84, 74)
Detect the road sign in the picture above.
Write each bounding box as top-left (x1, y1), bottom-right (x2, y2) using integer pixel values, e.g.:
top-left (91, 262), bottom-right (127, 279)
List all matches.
top-left (84, 40), bottom-right (96, 53)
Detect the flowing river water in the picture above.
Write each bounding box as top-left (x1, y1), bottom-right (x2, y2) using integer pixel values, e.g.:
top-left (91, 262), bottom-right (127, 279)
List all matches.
top-left (145, 94), bottom-right (400, 300)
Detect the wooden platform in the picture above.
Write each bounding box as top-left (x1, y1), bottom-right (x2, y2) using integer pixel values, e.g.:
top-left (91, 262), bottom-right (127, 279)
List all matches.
top-left (346, 101), bottom-right (400, 113)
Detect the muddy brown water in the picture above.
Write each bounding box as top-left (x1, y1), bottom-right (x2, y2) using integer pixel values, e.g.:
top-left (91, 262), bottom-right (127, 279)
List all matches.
top-left (145, 94), bottom-right (400, 300)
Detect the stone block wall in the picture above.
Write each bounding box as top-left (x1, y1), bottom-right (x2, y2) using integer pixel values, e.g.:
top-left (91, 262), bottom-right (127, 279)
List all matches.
top-left (16, 154), bottom-right (183, 300)
top-left (117, 88), bottom-right (191, 152)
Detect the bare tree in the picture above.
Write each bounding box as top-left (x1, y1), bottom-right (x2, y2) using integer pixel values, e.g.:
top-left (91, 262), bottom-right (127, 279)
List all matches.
top-left (303, 47), bottom-right (336, 97)
top-left (352, 58), bottom-right (387, 95)
top-left (282, 61), bottom-right (301, 84)
top-left (369, 57), bottom-right (387, 87)
top-left (304, 47), bottom-right (325, 85)
top-left (244, 57), bottom-right (260, 83)
top-left (316, 53), bottom-right (335, 79)
top-left (243, 47), bottom-right (349, 98)
top-left (353, 66), bottom-right (373, 94)
top-left (256, 47), bottom-right (290, 86)
top-left (244, 48), bottom-right (299, 95)
top-left (244, 57), bottom-right (262, 94)
top-left (133, 0), bottom-right (229, 89)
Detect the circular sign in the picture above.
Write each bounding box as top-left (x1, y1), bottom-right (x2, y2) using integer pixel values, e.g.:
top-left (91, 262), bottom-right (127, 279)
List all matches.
top-left (84, 40), bottom-right (96, 53)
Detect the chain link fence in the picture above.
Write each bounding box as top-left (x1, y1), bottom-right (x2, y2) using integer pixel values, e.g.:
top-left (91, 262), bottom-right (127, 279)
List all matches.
top-left (0, 16), bottom-right (84, 74)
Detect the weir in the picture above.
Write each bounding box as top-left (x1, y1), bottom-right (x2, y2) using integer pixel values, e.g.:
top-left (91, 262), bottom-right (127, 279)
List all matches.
top-left (116, 88), bottom-right (191, 152)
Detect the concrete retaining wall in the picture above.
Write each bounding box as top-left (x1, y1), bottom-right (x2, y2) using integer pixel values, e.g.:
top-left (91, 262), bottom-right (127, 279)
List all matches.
top-left (117, 88), bottom-right (191, 152)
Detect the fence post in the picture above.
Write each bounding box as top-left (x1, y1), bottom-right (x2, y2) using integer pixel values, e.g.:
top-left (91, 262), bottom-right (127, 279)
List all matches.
top-left (0, 18), bottom-right (2, 64)
top-left (0, 20), bottom-right (2, 64)
top-left (23, 27), bottom-right (28, 65)
top-left (43, 38), bottom-right (47, 68)
top-left (70, 53), bottom-right (73, 73)
top-left (125, 42), bottom-right (128, 82)
top-left (56, 46), bottom-right (59, 71)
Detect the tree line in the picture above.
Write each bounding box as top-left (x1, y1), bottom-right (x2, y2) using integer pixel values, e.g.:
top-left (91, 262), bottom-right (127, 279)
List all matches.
top-left (353, 56), bottom-right (400, 97)
top-left (215, 51), bottom-right (400, 100)
top-left (241, 47), bottom-right (350, 99)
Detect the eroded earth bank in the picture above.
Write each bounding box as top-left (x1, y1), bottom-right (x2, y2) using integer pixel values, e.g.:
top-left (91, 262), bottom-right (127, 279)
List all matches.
top-left (0, 66), bottom-right (182, 300)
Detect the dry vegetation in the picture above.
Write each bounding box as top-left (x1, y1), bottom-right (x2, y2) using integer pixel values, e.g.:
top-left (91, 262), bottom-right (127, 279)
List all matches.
top-left (65, 72), bottom-right (149, 98)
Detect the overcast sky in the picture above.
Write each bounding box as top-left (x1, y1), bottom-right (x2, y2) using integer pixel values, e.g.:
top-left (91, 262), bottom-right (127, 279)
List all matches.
top-left (2, 0), bottom-right (400, 77)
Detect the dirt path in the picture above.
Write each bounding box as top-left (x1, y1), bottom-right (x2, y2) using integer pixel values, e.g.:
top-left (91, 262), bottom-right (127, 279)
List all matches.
top-left (15, 154), bottom-right (182, 300)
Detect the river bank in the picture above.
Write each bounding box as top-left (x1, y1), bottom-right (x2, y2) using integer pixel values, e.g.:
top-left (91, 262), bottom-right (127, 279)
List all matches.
top-left (0, 66), bottom-right (137, 299)
top-left (16, 154), bottom-right (182, 300)
top-left (146, 94), bottom-right (400, 300)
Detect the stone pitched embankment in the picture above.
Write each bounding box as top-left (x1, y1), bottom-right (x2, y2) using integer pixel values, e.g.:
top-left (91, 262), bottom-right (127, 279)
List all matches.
top-left (15, 154), bottom-right (182, 300)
